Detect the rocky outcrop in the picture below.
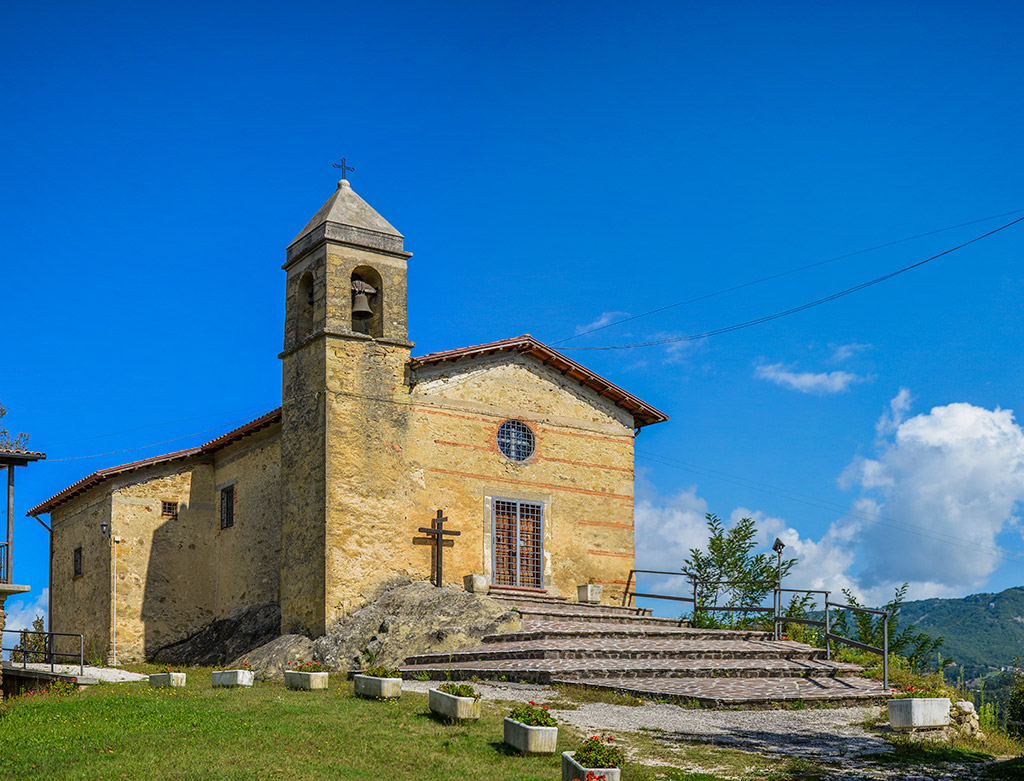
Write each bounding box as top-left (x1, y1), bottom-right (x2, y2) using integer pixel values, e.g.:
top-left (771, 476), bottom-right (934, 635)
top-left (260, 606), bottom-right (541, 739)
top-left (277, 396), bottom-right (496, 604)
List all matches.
top-left (313, 578), bottom-right (522, 670)
top-left (230, 634), bottom-right (315, 680)
top-left (950, 700), bottom-right (983, 738)
top-left (150, 603), bottom-right (280, 666)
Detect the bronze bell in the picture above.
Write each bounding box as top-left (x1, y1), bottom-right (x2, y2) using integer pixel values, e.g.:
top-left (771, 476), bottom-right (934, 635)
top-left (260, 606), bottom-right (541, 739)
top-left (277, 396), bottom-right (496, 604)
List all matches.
top-left (352, 291), bottom-right (374, 320)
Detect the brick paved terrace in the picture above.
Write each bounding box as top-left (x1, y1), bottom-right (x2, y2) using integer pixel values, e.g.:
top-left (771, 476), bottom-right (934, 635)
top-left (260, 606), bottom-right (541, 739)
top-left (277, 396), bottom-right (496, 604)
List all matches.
top-left (398, 588), bottom-right (890, 707)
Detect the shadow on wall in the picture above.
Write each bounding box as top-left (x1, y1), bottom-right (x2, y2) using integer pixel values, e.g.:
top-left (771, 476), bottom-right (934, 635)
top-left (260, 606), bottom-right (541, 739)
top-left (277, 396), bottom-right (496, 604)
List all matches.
top-left (140, 473), bottom-right (214, 659)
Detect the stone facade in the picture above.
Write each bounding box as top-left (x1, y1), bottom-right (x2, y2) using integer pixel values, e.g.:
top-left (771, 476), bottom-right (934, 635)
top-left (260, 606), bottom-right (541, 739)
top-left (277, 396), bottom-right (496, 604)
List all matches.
top-left (31, 179), bottom-right (667, 661)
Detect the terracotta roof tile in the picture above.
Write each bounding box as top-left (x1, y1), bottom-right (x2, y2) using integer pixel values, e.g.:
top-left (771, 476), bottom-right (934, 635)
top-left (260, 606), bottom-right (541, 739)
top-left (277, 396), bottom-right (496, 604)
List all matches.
top-left (409, 335), bottom-right (668, 428)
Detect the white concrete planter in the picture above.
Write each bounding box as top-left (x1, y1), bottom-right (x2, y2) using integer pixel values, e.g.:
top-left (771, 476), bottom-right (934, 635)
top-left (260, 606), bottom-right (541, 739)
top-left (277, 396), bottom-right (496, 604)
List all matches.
top-left (887, 697), bottom-right (951, 730)
top-left (577, 584), bottom-right (603, 604)
top-left (149, 672), bottom-right (186, 688)
top-left (353, 674), bottom-right (402, 699)
top-left (463, 573), bottom-right (489, 594)
top-left (562, 751), bottom-right (621, 781)
top-left (504, 717), bottom-right (558, 755)
top-left (429, 688), bottom-right (481, 721)
top-left (211, 669), bottom-right (254, 688)
top-left (284, 670), bottom-right (329, 690)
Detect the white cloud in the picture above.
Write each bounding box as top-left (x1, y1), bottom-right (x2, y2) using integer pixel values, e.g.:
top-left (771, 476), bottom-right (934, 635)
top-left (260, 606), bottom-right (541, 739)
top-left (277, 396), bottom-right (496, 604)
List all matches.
top-left (633, 484), bottom-right (709, 597)
top-left (575, 311), bottom-right (629, 335)
top-left (829, 342), bottom-right (872, 363)
top-left (849, 402), bottom-right (1024, 598)
top-left (874, 387), bottom-right (913, 440)
top-left (3, 588), bottom-right (47, 634)
top-left (755, 362), bottom-right (868, 395)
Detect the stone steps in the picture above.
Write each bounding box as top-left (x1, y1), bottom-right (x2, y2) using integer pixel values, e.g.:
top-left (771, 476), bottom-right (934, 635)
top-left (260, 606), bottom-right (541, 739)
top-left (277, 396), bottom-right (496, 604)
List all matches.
top-left (399, 655), bottom-right (862, 684)
top-left (485, 620), bottom-right (770, 643)
top-left (405, 637), bottom-right (828, 664)
top-left (554, 675), bottom-right (889, 708)
top-left (394, 590), bottom-right (884, 707)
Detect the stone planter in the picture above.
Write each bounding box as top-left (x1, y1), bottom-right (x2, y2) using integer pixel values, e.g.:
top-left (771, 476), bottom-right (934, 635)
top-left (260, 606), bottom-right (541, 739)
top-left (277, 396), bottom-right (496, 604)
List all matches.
top-left (211, 669), bottom-right (255, 688)
top-left (284, 670), bottom-right (329, 690)
top-left (429, 688), bottom-right (481, 721)
top-left (463, 573), bottom-right (489, 594)
top-left (353, 674), bottom-right (401, 699)
top-left (149, 672), bottom-right (186, 688)
top-left (562, 751), bottom-right (621, 781)
top-left (504, 717), bottom-right (558, 755)
top-left (887, 697), bottom-right (951, 730)
top-left (577, 584), bottom-right (603, 603)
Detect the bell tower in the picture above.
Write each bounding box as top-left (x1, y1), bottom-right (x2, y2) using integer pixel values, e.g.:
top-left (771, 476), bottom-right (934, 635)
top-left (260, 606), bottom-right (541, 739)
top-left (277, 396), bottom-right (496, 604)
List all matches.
top-left (279, 177), bottom-right (413, 636)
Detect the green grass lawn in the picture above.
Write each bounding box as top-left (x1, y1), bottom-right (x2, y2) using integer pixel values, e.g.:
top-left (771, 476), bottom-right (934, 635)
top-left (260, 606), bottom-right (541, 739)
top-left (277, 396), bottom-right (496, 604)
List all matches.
top-left (3, 672), bottom-right (683, 780)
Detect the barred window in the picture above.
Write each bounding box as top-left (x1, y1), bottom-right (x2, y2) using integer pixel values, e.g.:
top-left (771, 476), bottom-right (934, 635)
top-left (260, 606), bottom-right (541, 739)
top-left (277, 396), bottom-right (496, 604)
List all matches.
top-left (496, 420), bottom-right (535, 462)
top-left (220, 485), bottom-right (235, 529)
top-left (161, 501), bottom-right (179, 519)
top-left (73, 546), bottom-right (83, 577)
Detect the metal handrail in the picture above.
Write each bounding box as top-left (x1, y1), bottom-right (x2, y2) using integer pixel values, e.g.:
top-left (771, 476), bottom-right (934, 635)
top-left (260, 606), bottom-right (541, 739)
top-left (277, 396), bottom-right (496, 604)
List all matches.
top-left (1, 628), bottom-right (84, 677)
top-left (621, 569), bottom-right (696, 609)
top-left (0, 541), bottom-right (7, 583)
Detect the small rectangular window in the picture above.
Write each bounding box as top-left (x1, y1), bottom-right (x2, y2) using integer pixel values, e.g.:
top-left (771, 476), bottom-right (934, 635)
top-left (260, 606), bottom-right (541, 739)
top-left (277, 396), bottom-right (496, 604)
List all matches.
top-left (220, 485), bottom-right (235, 529)
top-left (161, 501), bottom-right (179, 519)
top-left (73, 547), bottom-right (83, 577)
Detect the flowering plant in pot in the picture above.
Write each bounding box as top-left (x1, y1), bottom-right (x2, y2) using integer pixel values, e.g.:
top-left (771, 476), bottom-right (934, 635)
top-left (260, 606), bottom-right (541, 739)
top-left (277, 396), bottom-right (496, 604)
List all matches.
top-left (284, 659), bottom-right (331, 691)
top-left (504, 700), bottom-right (557, 754)
top-left (429, 682), bottom-right (481, 721)
top-left (149, 666), bottom-right (187, 688)
top-left (354, 665), bottom-right (402, 699)
top-left (562, 735), bottom-right (622, 781)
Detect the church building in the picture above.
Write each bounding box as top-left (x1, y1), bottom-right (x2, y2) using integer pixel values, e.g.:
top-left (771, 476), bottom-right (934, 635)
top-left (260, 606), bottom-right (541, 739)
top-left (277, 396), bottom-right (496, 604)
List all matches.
top-left (28, 179), bottom-right (668, 662)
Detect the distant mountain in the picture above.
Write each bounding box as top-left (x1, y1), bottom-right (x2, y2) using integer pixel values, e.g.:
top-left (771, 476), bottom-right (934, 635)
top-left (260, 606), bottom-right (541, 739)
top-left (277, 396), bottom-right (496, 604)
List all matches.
top-left (895, 585), bottom-right (1024, 681)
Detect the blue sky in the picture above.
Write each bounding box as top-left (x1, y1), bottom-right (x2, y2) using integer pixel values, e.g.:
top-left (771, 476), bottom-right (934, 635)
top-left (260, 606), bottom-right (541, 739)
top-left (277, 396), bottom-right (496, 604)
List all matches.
top-left (3, 1), bottom-right (1024, 628)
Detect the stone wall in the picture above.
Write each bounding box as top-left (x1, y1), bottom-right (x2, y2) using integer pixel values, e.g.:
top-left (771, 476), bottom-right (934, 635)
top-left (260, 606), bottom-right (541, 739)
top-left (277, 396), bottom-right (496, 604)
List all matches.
top-left (50, 424), bottom-right (282, 662)
top-left (50, 492), bottom-right (113, 662)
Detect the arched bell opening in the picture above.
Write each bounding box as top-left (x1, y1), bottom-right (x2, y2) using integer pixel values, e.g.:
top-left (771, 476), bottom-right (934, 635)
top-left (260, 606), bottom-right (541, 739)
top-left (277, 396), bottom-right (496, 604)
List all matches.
top-left (296, 271), bottom-right (315, 340)
top-left (351, 266), bottom-right (383, 337)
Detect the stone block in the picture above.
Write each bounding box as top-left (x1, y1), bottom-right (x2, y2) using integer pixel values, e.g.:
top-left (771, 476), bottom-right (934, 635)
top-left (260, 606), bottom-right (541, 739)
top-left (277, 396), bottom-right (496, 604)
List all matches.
top-left (577, 584), bottom-right (603, 603)
top-left (284, 670), bottom-right (328, 690)
top-left (211, 669), bottom-right (255, 688)
top-left (429, 688), bottom-right (480, 720)
top-left (149, 672), bottom-right (186, 688)
top-left (562, 751), bottom-right (621, 781)
top-left (504, 717), bottom-right (558, 755)
top-left (353, 674), bottom-right (401, 699)
top-left (463, 574), bottom-right (489, 594)
top-left (887, 697), bottom-right (951, 730)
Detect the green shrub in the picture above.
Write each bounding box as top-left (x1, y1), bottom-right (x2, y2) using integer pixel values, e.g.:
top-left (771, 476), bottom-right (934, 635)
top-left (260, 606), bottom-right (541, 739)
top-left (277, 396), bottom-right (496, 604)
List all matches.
top-left (1006, 676), bottom-right (1024, 738)
top-left (573, 735), bottom-right (623, 768)
top-left (362, 665), bottom-right (401, 678)
top-left (508, 701), bottom-right (556, 727)
top-left (437, 682), bottom-right (479, 699)
top-left (289, 660), bottom-right (332, 673)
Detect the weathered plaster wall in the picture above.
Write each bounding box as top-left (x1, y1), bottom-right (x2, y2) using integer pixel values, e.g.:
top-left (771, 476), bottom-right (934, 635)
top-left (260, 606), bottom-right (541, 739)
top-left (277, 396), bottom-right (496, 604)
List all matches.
top-left (406, 356), bottom-right (637, 603)
top-left (50, 492), bottom-right (113, 662)
top-left (211, 426), bottom-right (281, 619)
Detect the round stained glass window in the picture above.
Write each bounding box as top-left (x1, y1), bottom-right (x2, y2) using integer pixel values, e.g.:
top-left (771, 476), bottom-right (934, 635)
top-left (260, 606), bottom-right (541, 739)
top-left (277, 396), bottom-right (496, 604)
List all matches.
top-left (497, 420), bottom-right (535, 462)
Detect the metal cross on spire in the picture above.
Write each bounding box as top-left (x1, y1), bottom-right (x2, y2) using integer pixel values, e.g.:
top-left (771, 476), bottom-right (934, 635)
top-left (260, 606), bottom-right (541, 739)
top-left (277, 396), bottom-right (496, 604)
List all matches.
top-left (332, 156), bottom-right (355, 180)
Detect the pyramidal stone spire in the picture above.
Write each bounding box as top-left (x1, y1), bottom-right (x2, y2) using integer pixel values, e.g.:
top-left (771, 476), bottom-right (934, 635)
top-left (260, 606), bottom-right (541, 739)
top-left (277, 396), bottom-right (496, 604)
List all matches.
top-left (286, 179), bottom-right (405, 264)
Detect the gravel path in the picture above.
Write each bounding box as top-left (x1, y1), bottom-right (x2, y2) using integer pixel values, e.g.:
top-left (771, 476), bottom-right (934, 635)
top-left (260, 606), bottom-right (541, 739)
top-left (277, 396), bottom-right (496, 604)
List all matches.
top-left (17, 662), bottom-right (147, 683)
top-left (402, 680), bottom-right (985, 779)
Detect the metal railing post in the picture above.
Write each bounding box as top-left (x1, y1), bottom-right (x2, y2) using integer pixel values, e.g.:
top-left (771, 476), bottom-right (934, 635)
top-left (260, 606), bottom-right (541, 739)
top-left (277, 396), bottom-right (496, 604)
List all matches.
top-left (79, 634), bottom-right (84, 677)
top-left (824, 592), bottom-right (830, 661)
top-left (691, 575), bottom-right (698, 624)
top-left (883, 610), bottom-right (889, 691)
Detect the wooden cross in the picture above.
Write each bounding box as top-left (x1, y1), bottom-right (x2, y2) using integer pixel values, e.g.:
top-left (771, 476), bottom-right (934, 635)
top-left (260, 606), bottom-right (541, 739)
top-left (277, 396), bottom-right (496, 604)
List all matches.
top-left (332, 156), bottom-right (355, 179)
top-left (418, 509), bottom-right (460, 587)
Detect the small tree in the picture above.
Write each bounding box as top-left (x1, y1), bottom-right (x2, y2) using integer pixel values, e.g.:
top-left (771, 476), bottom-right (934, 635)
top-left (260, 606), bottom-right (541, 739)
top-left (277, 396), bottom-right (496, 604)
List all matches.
top-left (830, 584), bottom-right (947, 672)
top-left (11, 614), bottom-right (47, 663)
top-left (0, 402), bottom-right (30, 451)
top-left (684, 513), bottom-right (796, 629)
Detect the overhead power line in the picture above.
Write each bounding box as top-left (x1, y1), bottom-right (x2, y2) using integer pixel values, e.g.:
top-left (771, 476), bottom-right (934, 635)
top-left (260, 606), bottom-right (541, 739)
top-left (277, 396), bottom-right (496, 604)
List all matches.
top-left (561, 214), bottom-right (1024, 351)
top-left (558, 207), bottom-right (1024, 345)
